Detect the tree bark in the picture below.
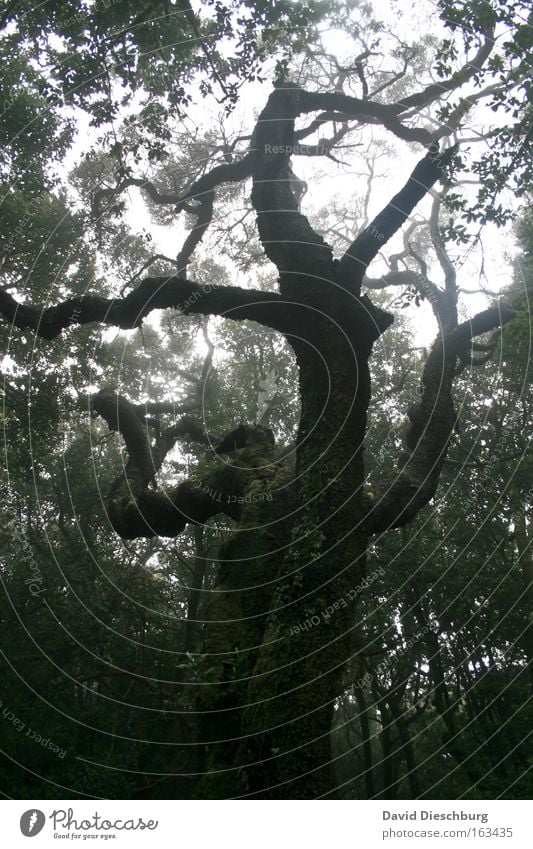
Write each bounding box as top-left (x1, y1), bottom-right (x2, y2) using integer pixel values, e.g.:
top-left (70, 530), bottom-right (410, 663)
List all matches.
top-left (355, 687), bottom-right (376, 798)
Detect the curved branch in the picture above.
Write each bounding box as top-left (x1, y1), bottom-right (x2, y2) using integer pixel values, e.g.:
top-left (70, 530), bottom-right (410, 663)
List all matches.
top-left (284, 35), bottom-right (495, 149)
top-left (250, 86), bottom-right (334, 278)
top-left (92, 156), bottom-right (253, 220)
top-left (92, 391), bottom-right (277, 539)
top-left (234, 83), bottom-right (452, 279)
top-left (92, 177), bottom-right (185, 219)
top-left (120, 254), bottom-right (179, 296)
top-left (92, 390), bottom-right (212, 491)
top-left (449, 303), bottom-right (517, 347)
top-left (199, 319), bottom-right (215, 388)
top-left (176, 191), bottom-right (215, 277)
top-left (429, 189), bottom-right (458, 310)
top-left (363, 269), bottom-right (424, 290)
top-left (92, 51), bottom-right (498, 227)
top-left (337, 145), bottom-right (457, 290)
top-left (365, 302), bottom-right (517, 533)
top-left (395, 32), bottom-right (495, 113)
top-left (0, 276), bottom-right (293, 339)
top-left (404, 237), bottom-right (454, 329)
top-left (296, 91), bottom-right (434, 145)
top-left (174, 154), bottom-right (254, 211)
top-left (433, 80), bottom-right (509, 140)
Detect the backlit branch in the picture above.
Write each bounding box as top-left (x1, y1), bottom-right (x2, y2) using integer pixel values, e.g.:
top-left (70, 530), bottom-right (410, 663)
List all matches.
top-left (250, 85), bottom-right (334, 278)
top-left (395, 32), bottom-right (495, 113)
top-left (0, 277), bottom-right (292, 339)
top-left (92, 157), bottom-right (254, 220)
top-left (337, 146), bottom-right (457, 291)
top-left (365, 302), bottom-right (517, 533)
top-left (176, 191), bottom-right (215, 277)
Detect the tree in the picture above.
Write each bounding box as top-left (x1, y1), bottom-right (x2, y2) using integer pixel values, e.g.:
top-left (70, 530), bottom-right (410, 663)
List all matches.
top-left (0, 0), bottom-right (531, 799)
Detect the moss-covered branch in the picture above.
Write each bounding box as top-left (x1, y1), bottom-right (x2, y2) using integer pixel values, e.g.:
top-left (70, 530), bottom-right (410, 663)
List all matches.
top-left (92, 391), bottom-right (278, 539)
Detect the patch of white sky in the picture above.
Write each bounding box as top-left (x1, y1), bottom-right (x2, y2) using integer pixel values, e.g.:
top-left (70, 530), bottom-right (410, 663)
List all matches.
top-left (53, 0), bottom-right (524, 366)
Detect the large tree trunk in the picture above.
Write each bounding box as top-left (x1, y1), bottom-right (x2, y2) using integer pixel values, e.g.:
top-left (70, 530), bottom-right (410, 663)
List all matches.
top-left (199, 293), bottom-right (383, 797)
top-left (195, 441), bottom-right (297, 797)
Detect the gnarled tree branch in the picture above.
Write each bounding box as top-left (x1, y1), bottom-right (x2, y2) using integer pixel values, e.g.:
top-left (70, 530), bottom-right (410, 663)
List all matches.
top-left (365, 302), bottom-right (517, 533)
top-left (176, 191), bottom-right (215, 277)
top-left (92, 389), bottom-right (277, 539)
top-left (336, 146), bottom-right (457, 291)
top-left (395, 31), bottom-right (495, 113)
top-left (250, 85), bottom-right (334, 279)
top-left (0, 276), bottom-right (293, 339)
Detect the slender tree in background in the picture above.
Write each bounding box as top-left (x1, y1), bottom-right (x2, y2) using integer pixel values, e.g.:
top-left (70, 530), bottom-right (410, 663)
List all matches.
top-left (0, 0), bottom-right (531, 798)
